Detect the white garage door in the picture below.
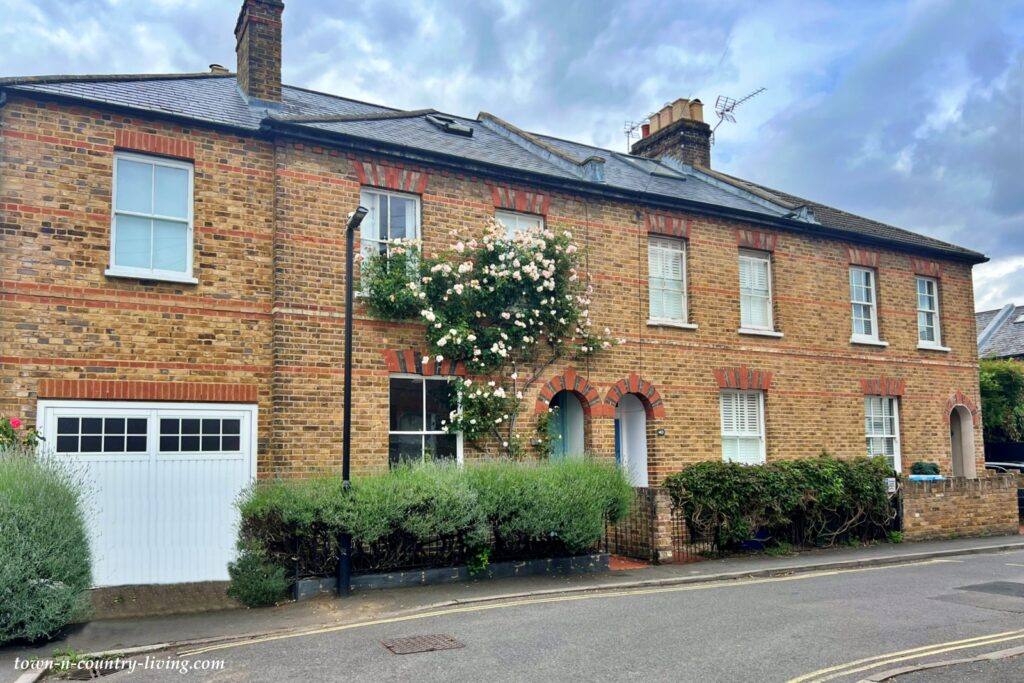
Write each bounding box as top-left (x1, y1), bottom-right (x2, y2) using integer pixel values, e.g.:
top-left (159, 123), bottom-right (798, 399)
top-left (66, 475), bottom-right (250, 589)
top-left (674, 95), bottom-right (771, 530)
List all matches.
top-left (37, 401), bottom-right (257, 587)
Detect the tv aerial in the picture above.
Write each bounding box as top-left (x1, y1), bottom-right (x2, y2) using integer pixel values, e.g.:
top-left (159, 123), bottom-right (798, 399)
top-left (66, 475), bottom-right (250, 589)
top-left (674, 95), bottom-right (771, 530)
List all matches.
top-left (711, 87), bottom-right (765, 144)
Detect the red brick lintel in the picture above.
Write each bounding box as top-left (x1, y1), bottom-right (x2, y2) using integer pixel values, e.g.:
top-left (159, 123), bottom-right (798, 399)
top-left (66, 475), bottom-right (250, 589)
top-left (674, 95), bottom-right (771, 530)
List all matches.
top-left (38, 379), bottom-right (258, 403)
top-left (115, 130), bottom-right (195, 160)
top-left (860, 376), bottom-right (906, 397)
top-left (713, 367), bottom-right (772, 391)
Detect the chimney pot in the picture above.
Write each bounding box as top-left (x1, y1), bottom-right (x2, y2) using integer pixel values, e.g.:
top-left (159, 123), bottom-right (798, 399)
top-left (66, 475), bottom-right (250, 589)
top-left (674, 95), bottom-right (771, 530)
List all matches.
top-left (648, 113), bottom-right (661, 135)
top-left (689, 99), bottom-right (704, 123)
top-left (659, 104), bottom-right (674, 126)
top-left (235, 0), bottom-right (284, 103)
top-left (641, 123), bottom-right (650, 139)
top-left (671, 98), bottom-right (690, 121)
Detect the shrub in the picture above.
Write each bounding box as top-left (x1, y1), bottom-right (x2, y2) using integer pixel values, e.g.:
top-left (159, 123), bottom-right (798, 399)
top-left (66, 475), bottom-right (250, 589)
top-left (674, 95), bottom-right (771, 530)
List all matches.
top-left (980, 358), bottom-right (1024, 444)
top-left (664, 453), bottom-right (895, 550)
top-left (226, 542), bottom-right (289, 608)
top-left (0, 445), bottom-right (92, 644)
top-left (235, 458), bottom-right (633, 585)
top-left (910, 461), bottom-right (940, 475)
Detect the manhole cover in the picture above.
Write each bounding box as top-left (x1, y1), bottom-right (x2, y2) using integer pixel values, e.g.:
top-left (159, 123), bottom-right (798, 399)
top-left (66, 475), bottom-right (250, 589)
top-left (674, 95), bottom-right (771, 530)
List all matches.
top-left (956, 582), bottom-right (1024, 598)
top-left (381, 634), bottom-right (465, 655)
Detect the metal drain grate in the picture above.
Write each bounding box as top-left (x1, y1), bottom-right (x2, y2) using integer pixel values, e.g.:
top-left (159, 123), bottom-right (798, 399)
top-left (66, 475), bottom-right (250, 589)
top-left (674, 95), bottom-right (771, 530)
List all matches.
top-left (381, 634), bottom-right (465, 655)
top-left (956, 582), bottom-right (1024, 598)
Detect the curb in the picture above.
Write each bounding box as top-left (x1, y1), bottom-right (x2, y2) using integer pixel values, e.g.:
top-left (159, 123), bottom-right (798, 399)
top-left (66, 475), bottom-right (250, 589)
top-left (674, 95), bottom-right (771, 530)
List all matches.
top-left (860, 643), bottom-right (1024, 681)
top-left (44, 540), bottom-right (1024, 664)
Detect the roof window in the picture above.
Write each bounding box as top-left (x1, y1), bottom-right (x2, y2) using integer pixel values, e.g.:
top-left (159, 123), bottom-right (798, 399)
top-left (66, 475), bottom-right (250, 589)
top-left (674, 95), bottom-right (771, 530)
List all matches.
top-left (426, 114), bottom-right (473, 137)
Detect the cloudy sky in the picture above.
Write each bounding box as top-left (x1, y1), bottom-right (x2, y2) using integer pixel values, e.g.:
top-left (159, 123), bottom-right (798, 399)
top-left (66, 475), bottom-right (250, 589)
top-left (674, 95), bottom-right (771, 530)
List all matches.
top-left (2, 0), bottom-right (1022, 310)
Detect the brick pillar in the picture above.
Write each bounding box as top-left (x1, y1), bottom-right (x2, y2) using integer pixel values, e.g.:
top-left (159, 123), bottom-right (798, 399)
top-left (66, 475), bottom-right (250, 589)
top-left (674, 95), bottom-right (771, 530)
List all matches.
top-left (652, 487), bottom-right (675, 563)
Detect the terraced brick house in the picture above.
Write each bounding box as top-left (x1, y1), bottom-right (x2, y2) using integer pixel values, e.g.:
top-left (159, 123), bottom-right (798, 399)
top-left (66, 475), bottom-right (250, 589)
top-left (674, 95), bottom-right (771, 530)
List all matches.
top-left (1, 0), bottom-right (989, 586)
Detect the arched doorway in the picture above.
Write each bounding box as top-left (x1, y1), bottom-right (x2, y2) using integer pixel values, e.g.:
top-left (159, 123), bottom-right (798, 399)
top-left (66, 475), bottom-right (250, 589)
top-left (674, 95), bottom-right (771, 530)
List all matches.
top-left (615, 393), bottom-right (649, 486)
top-left (950, 405), bottom-right (977, 478)
top-left (549, 390), bottom-right (585, 458)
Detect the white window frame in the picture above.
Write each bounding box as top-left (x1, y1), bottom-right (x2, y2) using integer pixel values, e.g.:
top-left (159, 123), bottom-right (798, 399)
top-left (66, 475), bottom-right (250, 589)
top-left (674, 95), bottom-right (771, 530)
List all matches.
top-left (864, 396), bottom-right (901, 473)
top-left (359, 188), bottom-right (422, 256)
top-left (738, 249), bottom-right (775, 333)
top-left (388, 374), bottom-right (463, 465)
top-left (849, 266), bottom-right (885, 345)
top-left (719, 389), bottom-right (766, 465)
top-left (647, 235), bottom-right (689, 325)
top-left (495, 209), bottom-right (544, 238)
top-left (106, 151), bottom-right (196, 284)
top-left (916, 276), bottom-right (945, 349)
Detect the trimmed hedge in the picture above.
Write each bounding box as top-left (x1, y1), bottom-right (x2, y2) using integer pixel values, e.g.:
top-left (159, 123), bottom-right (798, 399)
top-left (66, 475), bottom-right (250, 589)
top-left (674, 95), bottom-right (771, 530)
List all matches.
top-left (664, 454), bottom-right (895, 549)
top-left (0, 446), bottom-right (92, 644)
top-left (237, 459), bottom-right (633, 580)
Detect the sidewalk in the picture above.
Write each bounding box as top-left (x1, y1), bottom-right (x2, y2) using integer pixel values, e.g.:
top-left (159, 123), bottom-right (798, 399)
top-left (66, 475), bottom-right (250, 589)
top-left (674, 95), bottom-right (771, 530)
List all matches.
top-left (4, 534), bottom-right (1023, 681)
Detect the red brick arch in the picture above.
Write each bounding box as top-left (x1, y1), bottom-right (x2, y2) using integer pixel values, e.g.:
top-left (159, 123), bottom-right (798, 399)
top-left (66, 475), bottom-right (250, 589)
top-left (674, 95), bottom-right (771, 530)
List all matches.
top-left (382, 349), bottom-right (466, 377)
top-left (603, 373), bottom-right (666, 419)
top-left (534, 367), bottom-right (606, 416)
top-left (945, 390), bottom-right (981, 426)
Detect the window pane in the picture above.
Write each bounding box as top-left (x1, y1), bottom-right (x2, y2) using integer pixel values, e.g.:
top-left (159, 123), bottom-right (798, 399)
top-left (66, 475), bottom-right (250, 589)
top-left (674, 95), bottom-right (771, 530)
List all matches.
top-left (126, 436), bottom-right (147, 452)
top-left (154, 165), bottom-right (189, 218)
top-left (104, 435), bottom-right (125, 452)
top-left (56, 435), bottom-right (78, 453)
top-left (389, 434), bottom-right (423, 467)
top-left (160, 435), bottom-right (179, 452)
top-left (390, 378), bottom-right (424, 431)
top-left (425, 434), bottom-right (458, 461)
top-left (116, 158), bottom-right (153, 214)
top-left (114, 215), bottom-right (152, 269)
top-left (223, 419), bottom-right (241, 435)
top-left (82, 418), bottom-right (102, 434)
top-left (389, 197), bottom-right (414, 240)
top-left (152, 220), bottom-right (188, 272)
top-left (424, 380), bottom-right (452, 432)
top-left (81, 435), bottom-right (102, 452)
top-left (201, 435), bottom-right (220, 451)
top-left (57, 417), bottom-right (78, 434)
top-left (222, 435), bottom-right (241, 451)
top-left (181, 419), bottom-right (201, 435)
top-left (180, 435), bottom-right (200, 452)
top-left (161, 419), bottom-right (179, 435)
top-left (202, 419), bottom-right (220, 434)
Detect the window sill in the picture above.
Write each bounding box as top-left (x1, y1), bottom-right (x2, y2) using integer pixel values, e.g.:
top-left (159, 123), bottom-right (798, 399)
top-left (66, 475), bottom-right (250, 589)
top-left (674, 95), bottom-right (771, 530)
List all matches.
top-left (917, 343), bottom-right (951, 353)
top-left (105, 268), bottom-right (198, 285)
top-left (850, 336), bottom-right (889, 348)
top-left (738, 328), bottom-right (784, 338)
top-left (647, 319), bottom-right (698, 330)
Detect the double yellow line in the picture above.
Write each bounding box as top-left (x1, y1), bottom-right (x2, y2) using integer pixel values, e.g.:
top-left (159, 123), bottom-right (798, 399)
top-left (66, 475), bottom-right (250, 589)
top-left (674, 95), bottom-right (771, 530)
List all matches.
top-left (180, 559), bottom-right (948, 658)
top-left (786, 628), bottom-right (1024, 682)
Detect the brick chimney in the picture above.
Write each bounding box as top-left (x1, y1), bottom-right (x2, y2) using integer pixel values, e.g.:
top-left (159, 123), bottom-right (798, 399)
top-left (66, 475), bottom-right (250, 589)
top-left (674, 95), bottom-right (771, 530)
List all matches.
top-left (631, 97), bottom-right (712, 168)
top-left (235, 0), bottom-right (284, 103)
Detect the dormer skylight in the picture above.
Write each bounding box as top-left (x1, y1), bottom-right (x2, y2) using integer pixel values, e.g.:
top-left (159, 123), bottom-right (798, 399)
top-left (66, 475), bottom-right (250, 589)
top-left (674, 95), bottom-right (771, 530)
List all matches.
top-left (426, 114), bottom-right (473, 137)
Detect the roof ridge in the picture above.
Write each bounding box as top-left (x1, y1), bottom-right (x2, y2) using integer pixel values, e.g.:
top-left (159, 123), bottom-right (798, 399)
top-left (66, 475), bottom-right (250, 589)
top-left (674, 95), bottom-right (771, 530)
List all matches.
top-left (0, 72), bottom-right (232, 86)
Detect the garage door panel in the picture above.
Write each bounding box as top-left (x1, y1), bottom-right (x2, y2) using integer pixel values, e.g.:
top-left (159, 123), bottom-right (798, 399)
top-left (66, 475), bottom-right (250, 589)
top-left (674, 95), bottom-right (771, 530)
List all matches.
top-left (38, 401), bottom-right (256, 587)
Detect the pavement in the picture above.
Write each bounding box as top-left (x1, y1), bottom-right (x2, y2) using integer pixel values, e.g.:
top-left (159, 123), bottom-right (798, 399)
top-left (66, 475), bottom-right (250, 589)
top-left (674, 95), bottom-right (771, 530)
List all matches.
top-left (3, 534), bottom-right (1024, 682)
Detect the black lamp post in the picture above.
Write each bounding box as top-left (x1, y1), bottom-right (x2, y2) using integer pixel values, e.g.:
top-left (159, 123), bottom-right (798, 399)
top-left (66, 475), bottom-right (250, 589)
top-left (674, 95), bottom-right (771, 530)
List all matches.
top-left (338, 205), bottom-right (368, 597)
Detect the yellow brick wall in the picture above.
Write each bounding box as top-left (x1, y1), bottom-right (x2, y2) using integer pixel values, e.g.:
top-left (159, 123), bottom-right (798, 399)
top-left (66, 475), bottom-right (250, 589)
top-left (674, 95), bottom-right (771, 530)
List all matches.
top-left (0, 96), bottom-right (985, 481)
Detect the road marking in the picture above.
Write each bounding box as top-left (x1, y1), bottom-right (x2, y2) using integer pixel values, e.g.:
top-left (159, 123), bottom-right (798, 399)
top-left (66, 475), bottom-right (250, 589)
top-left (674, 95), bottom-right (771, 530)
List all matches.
top-left (785, 629), bottom-right (1024, 683)
top-left (180, 559), bottom-right (948, 657)
top-left (1005, 563), bottom-right (1024, 567)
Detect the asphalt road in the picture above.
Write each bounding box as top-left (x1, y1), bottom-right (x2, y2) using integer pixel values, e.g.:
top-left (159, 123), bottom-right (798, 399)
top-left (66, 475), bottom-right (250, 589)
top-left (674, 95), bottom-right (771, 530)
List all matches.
top-left (113, 549), bottom-right (1024, 682)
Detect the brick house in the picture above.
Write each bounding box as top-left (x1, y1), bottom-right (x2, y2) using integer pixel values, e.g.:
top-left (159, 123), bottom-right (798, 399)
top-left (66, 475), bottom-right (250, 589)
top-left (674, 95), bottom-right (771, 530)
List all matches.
top-left (1, 0), bottom-right (989, 585)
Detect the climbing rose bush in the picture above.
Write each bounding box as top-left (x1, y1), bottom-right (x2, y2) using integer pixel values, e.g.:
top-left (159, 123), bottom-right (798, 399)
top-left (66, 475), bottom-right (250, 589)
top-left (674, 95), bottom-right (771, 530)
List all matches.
top-left (362, 219), bottom-right (619, 456)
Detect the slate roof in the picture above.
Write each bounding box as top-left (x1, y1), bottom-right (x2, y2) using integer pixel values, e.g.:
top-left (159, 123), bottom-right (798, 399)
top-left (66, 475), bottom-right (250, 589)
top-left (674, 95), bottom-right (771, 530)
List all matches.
top-left (0, 72), bottom-right (986, 263)
top-left (977, 305), bottom-right (1024, 359)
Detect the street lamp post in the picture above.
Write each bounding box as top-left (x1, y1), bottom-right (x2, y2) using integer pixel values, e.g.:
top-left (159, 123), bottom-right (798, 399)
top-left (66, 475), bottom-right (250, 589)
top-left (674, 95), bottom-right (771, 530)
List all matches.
top-left (338, 205), bottom-right (368, 597)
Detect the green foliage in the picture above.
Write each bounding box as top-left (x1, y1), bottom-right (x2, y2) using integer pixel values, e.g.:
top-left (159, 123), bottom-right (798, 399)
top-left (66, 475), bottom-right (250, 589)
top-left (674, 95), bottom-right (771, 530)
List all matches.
top-left (663, 453), bottom-right (895, 550)
top-left (360, 220), bottom-right (617, 456)
top-left (237, 459), bottom-right (633, 581)
top-left (467, 547), bottom-right (491, 575)
top-left (226, 542), bottom-right (289, 608)
top-left (887, 530), bottom-right (904, 544)
top-left (0, 445), bottom-right (92, 644)
top-left (0, 416), bottom-right (38, 449)
top-left (980, 359), bottom-right (1024, 443)
top-left (910, 461), bottom-right (940, 475)
top-left (765, 541), bottom-right (796, 557)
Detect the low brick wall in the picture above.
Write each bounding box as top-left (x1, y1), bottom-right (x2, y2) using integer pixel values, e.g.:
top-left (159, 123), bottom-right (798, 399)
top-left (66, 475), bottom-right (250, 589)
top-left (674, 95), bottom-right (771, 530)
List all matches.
top-left (902, 474), bottom-right (1021, 541)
